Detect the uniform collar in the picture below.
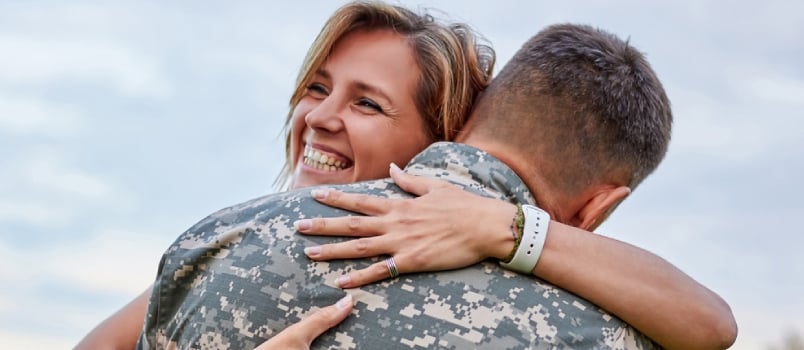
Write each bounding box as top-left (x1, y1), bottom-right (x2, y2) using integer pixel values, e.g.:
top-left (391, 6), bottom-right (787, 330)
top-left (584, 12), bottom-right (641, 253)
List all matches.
top-left (405, 142), bottom-right (535, 206)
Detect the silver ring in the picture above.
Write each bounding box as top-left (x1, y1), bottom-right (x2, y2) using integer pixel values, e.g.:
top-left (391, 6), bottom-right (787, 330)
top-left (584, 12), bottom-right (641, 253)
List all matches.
top-left (385, 257), bottom-right (399, 279)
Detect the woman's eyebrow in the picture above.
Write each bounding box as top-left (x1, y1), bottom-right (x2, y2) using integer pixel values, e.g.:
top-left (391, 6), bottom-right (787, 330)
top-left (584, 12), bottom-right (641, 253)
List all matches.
top-left (315, 68), bottom-right (392, 103)
top-left (353, 80), bottom-right (392, 103)
top-left (314, 68), bottom-right (330, 79)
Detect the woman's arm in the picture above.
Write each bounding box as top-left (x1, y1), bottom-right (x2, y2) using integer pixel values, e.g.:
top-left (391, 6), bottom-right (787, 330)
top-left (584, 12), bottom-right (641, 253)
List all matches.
top-left (297, 170), bottom-right (738, 350)
top-left (75, 286), bottom-right (152, 350)
top-left (533, 220), bottom-right (737, 350)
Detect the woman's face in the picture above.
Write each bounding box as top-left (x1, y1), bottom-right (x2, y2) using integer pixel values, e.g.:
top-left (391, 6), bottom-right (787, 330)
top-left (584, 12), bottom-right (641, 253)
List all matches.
top-left (289, 29), bottom-right (432, 189)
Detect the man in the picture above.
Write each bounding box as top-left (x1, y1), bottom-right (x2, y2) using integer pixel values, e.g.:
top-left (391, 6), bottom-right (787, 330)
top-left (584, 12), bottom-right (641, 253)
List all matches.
top-left (140, 24), bottom-right (671, 349)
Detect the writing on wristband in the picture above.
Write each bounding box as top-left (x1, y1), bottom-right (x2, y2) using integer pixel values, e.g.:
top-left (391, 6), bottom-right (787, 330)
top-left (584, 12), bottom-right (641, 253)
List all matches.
top-left (500, 204), bottom-right (549, 274)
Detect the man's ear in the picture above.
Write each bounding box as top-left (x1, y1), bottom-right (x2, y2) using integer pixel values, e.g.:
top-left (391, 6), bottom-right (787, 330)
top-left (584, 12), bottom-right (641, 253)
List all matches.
top-left (575, 186), bottom-right (631, 231)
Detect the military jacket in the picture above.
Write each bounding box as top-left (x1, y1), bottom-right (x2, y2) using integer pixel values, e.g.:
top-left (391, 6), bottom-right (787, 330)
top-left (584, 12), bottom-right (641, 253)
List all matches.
top-left (138, 142), bottom-right (659, 349)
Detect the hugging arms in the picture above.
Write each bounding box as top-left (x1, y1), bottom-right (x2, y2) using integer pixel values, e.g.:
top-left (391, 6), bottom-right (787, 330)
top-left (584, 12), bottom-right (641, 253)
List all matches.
top-left (77, 1), bottom-right (736, 349)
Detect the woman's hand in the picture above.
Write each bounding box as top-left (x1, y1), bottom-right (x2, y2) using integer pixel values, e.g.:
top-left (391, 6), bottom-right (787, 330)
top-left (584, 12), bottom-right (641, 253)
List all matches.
top-left (255, 294), bottom-right (353, 350)
top-left (297, 164), bottom-right (518, 288)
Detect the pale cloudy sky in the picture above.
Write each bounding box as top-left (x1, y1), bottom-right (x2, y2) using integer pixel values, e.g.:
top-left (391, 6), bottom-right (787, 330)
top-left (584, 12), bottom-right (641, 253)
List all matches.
top-left (1, 1), bottom-right (802, 349)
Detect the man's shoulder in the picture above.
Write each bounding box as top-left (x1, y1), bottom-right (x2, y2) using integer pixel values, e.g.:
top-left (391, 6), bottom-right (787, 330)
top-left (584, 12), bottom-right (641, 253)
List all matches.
top-left (186, 178), bottom-right (405, 233)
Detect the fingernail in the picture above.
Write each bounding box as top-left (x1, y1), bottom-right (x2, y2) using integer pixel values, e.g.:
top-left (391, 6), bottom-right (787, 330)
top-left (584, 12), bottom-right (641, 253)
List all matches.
top-left (389, 162), bottom-right (402, 174)
top-left (335, 294), bottom-right (353, 310)
top-left (304, 246), bottom-right (321, 257)
top-left (311, 188), bottom-right (329, 200)
top-left (335, 274), bottom-right (351, 288)
top-left (294, 219), bottom-right (312, 231)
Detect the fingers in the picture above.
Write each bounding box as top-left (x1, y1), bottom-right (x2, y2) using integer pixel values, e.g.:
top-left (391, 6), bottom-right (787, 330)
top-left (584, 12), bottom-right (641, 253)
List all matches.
top-left (254, 294), bottom-right (353, 350)
top-left (304, 237), bottom-right (389, 260)
top-left (292, 294), bottom-right (353, 343)
top-left (295, 216), bottom-right (380, 237)
top-left (389, 163), bottom-right (448, 196)
top-left (311, 188), bottom-right (391, 216)
top-left (334, 261), bottom-right (396, 289)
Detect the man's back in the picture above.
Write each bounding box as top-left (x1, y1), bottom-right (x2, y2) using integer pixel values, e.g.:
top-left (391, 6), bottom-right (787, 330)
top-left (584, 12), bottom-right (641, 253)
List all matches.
top-left (139, 143), bottom-right (658, 350)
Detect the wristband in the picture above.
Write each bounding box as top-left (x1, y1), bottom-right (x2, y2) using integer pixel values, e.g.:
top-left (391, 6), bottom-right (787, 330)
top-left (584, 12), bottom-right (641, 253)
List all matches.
top-left (500, 204), bottom-right (549, 274)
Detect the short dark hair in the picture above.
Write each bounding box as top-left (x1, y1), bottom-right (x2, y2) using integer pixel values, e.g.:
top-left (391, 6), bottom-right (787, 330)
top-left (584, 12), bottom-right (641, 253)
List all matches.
top-left (471, 23), bottom-right (672, 194)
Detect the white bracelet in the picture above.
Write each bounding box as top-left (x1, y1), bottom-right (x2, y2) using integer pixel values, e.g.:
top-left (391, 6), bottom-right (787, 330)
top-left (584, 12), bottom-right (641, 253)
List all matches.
top-left (500, 204), bottom-right (550, 274)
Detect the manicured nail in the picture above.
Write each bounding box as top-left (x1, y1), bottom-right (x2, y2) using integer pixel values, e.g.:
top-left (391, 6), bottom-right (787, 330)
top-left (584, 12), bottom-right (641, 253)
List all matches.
top-left (310, 188), bottom-right (329, 200)
top-left (304, 246), bottom-right (321, 257)
top-left (294, 219), bottom-right (312, 231)
top-left (335, 294), bottom-right (353, 310)
top-left (389, 162), bottom-right (402, 174)
top-left (335, 274), bottom-right (351, 288)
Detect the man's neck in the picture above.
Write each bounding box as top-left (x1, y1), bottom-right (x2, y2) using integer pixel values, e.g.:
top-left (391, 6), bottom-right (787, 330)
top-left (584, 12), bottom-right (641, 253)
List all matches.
top-left (451, 133), bottom-right (572, 223)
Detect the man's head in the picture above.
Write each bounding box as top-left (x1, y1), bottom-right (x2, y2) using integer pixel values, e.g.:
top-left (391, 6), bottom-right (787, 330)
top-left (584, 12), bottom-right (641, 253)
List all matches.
top-left (459, 23), bottom-right (672, 230)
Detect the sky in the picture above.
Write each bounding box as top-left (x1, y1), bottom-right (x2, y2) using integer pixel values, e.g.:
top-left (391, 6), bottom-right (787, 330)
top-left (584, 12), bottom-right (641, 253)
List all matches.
top-left (0, 1), bottom-right (802, 349)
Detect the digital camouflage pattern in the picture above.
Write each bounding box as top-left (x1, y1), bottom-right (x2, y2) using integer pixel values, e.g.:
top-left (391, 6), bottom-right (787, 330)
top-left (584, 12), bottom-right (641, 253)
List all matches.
top-left (138, 142), bottom-right (660, 350)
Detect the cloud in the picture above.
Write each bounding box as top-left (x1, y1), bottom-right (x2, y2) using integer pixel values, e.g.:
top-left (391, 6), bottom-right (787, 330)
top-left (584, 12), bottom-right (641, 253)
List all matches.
top-left (0, 330), bottom-right (72, 350)
top-left (0, 148), bottom-right (135, 229)
top-left (0, 226), bottom-right (175, 347)
top-left (0, 227), bottom-right (173, 348)
top-left (25, 154), bottom-right (113, 199)
top-left (0, 199), bottom-right (75, 228)
top-left (666, 61), bottom-right (804, 166)
top-left (746, 75), bottom-right (804, 106)
top-left (668, 87), bottom-right (770, 162)
top-left (0, 93), bottom-right (85, 137)
top-left (0, 34), bottom-right (174, 99)
top-left (0, 227), bottom-right (171, 295)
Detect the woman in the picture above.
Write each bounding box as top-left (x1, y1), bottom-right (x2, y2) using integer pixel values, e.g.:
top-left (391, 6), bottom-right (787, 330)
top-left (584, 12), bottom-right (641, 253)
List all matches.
top-left (80, 1), bottom-right (733, 349)
top-left (77, 2), bottom-right (492, 349)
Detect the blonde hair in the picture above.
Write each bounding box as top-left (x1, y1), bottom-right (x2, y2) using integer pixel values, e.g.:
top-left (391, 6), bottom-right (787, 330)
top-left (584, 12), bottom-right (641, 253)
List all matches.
top-left (276, 0), bottom-right (494, 187)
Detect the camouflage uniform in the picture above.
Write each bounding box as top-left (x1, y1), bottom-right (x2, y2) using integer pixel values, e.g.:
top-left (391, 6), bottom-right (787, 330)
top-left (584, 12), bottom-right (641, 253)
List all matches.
top-left (138, 142), bottom-right (659, 350)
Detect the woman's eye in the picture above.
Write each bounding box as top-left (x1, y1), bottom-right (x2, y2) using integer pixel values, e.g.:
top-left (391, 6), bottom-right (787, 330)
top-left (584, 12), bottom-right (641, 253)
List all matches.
top-left (306, 83), bottom-right (328, 98)
top-left (356, 98), bottom-right (383, 113)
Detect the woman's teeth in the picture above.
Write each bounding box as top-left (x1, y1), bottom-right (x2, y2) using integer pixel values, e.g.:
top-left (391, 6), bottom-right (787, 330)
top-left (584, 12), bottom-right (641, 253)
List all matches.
top-left (304, 147), bottom-right (348, 172)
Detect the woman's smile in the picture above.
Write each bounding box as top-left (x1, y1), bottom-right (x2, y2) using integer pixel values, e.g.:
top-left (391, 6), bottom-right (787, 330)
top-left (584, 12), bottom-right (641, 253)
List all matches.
top-left (302, 145), bottom-right (351, 172)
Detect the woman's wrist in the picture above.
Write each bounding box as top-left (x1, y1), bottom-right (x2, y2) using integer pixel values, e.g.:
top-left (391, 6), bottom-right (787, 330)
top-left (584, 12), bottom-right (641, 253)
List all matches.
top-left (486, 202), bottom-right (519, 261)
top-left (500, 205), bottom-right (550, 274)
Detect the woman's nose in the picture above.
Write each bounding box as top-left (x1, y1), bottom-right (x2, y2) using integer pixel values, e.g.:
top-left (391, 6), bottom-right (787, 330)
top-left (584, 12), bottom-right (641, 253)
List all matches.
top-left (304, 96), bottom-right (345, 134)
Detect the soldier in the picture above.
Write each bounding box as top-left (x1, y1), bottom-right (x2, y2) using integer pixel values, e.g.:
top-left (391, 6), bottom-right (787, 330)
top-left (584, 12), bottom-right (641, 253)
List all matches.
top-left (138, 20), bottom-right (729, 350)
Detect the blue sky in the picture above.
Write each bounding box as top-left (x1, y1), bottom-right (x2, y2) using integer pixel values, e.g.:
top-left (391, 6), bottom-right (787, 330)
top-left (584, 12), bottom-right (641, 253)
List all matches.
top-left (1, 1), bottom-right (802, 349)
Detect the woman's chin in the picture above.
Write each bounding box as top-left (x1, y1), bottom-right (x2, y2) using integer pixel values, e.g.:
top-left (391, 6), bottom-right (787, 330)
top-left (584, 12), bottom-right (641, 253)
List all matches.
top-left (291, 166), bottom-right (353, 189)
